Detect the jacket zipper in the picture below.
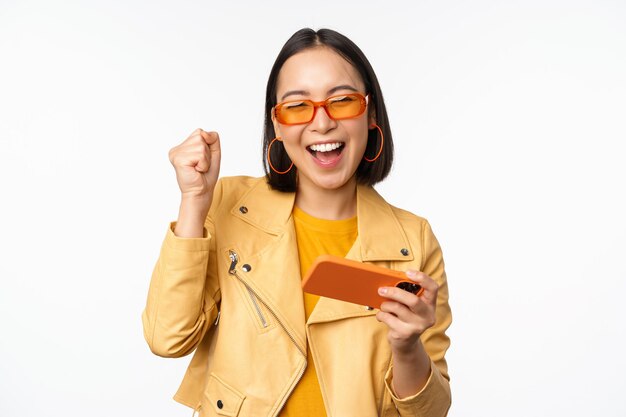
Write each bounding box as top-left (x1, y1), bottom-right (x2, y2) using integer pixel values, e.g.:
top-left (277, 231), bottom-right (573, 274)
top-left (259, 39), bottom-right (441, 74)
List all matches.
top-left (228, 249), bottom-right (308, 416)
top-left (247, 286), bottom-right (268, 328)
top-left (229, 250), bottom-right (268, 327)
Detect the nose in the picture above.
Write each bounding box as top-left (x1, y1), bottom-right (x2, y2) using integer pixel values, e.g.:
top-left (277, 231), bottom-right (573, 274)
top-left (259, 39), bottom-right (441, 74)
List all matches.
top-left (309, 104), bottom-right (337, 134)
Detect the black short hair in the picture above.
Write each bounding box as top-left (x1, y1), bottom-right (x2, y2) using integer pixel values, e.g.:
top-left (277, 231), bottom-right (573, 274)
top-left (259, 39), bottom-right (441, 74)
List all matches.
top-left (263, 28), bottom-right (394, 192)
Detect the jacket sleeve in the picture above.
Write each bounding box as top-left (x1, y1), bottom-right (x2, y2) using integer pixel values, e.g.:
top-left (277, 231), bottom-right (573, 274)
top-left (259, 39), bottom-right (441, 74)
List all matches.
top-left (141, 181), bottom-right (223, 358)
top-left (385, 219), bottom-right (452, 417)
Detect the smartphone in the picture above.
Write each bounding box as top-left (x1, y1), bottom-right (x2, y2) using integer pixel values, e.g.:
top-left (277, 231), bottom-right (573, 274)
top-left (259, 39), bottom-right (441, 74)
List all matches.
top-left (301, 254), bottom-right (423, 310)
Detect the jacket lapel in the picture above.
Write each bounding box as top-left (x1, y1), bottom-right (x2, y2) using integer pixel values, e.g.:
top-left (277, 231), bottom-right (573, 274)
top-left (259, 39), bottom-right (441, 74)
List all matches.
top-left (353, 184), bottom-right (414, 262)
top-left (227, 180), bottom-right (307, 352)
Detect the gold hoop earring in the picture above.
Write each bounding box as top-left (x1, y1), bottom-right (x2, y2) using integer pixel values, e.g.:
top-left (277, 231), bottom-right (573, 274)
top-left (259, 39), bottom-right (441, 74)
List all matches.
top-left (364, 124), bottom-right (384, 162)
top-left (267, 137), bottom-right (294, 174)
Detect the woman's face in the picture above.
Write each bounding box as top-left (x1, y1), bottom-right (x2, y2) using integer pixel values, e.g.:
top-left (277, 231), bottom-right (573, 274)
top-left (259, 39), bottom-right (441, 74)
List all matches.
top-left (272, 46), bottom-right (373, 192)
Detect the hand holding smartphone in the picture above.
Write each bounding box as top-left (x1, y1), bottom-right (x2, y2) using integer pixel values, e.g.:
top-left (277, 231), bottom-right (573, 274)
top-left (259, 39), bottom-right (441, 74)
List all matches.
top-left (302, 254), bottom-right (424, 310)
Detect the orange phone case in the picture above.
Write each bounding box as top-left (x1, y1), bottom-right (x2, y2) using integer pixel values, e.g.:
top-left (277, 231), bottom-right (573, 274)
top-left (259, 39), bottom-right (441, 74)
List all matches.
top-left (301, 254), bottom-right (424, 310)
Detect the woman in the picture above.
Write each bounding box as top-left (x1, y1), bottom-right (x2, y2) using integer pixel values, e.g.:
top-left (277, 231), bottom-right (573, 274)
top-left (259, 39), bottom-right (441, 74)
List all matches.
top-left (142, 28), bottom-right (452, 417)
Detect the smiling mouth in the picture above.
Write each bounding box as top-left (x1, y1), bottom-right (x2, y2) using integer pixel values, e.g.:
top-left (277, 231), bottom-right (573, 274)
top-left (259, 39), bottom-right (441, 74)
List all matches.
top-left (307, 142), bottom-right (345, 163)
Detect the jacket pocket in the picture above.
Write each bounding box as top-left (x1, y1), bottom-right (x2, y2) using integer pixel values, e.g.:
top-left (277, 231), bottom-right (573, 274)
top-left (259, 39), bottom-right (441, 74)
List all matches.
top-left (203, 373), bottom-right (246, 416)
top-left (244, 285), bottom-right (270, 328)
top-left (230, 271), bottom-right (276, 332)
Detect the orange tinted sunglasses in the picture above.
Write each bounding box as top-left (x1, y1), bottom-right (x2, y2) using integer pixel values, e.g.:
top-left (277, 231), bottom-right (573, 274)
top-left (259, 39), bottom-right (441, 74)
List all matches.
top-left (273, 93), bottom-right (369, 125)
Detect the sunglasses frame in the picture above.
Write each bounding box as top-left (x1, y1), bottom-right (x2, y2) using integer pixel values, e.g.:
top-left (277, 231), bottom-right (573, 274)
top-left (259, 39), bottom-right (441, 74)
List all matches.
top-left (273, 92), bottom-right (369, 125)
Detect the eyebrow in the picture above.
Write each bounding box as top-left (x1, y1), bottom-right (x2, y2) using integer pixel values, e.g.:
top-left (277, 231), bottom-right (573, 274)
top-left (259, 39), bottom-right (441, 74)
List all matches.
top-left (280, 84), bottom-right (359, 101)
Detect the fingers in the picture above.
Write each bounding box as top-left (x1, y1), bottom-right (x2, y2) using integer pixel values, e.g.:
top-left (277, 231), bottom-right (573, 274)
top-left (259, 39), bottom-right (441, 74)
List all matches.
top-left (376, 270), bottom-right (439, 353)
top-left (376, 309), bottom-right (406, 329)
top-left (169, 147), bottom-right (207, 170)
top-left (177, 128), bottom-right (220, 173)
top-left (378, 299), bottom-right (415, 322)
top-left (377, 285), bottom-right (437, 340)
top-left (170, 141), bottom-right (210, 171)
top-left (198, 129), bottom-right (220, 149)
top-left (168, 128), bottom-right (222, 197)
top-left (379, 270), bottom-right (439, 306)
top-left (405, 270), bottom-right (439, 299)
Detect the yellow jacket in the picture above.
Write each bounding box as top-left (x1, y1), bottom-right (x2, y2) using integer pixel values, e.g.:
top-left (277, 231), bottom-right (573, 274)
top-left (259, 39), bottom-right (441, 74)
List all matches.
top-left (142, 176), bottom-right (452, 417)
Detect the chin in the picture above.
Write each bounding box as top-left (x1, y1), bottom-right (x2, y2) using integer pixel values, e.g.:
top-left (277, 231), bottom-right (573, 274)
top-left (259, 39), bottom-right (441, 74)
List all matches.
top-left (312, 174), bottom-right (354, 191)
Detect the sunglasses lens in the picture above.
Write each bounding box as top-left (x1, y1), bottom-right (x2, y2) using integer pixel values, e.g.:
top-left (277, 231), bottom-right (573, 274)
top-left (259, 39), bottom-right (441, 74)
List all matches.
top-left (326, 95), bottom-right (365, 119)
top-left (277, 101), bottom-right (314, 124)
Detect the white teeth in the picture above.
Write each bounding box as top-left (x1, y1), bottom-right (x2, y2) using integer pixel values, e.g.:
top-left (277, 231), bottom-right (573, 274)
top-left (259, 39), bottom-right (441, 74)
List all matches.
top-left (309, 142), bottom-right (343, 152)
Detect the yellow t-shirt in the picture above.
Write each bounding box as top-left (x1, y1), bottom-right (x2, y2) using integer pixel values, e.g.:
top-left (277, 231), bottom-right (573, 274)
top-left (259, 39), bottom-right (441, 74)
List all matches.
top-left (279, 206), bottom-right (358, 417)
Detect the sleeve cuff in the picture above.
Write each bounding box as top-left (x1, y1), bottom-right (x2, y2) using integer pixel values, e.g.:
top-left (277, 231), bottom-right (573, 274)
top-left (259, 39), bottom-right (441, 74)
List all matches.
top-left (384, 360), bottom-right (451, 416)
top-left (164, 221), bottom-right (211, 252)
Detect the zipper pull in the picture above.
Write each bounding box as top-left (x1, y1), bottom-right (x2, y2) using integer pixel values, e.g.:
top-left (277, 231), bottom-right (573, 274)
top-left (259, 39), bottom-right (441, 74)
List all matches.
top-left (228, 250), bottom-right (238, 275)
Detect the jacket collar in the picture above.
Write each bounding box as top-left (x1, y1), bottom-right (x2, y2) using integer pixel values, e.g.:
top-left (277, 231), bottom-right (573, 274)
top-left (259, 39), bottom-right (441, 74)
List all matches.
top-left (230, 178), bottom-right (414, 262)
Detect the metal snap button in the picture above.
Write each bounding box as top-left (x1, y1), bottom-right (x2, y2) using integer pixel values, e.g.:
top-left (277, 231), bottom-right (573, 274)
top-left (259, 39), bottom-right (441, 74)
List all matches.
top-left (365, 306), bottom-right (374, 311)
top-left (242, 264), bottom-right (251, 272)
top-left (400, 248), bottom-right (409, 256)
top-left (239, 206), bottom-right (248, 214)
top-left (217, 400), bottom-right (223, 409)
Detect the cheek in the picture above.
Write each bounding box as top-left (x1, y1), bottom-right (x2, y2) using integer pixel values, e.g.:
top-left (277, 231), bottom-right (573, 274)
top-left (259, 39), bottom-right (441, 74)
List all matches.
top-left (279, 126), bottom-right (306, 152)
top-left (349, 122), bottom-right (370, 151)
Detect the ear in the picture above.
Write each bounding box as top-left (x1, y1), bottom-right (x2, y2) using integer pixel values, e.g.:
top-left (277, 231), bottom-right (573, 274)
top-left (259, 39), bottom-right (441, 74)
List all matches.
top-left (368, 105), bottom-right (377, 128)
top-left (270, 108), bottom-right (282, 137)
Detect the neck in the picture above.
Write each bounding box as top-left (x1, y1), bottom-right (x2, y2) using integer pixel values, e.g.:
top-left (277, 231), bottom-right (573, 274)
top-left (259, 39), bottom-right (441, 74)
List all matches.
top-left (295, 176), bottom-right (357, 220)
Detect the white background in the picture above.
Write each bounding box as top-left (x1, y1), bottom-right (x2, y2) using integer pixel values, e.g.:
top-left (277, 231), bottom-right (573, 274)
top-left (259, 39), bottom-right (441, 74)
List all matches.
top-left (1, 1), bottom-right (625, 416)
